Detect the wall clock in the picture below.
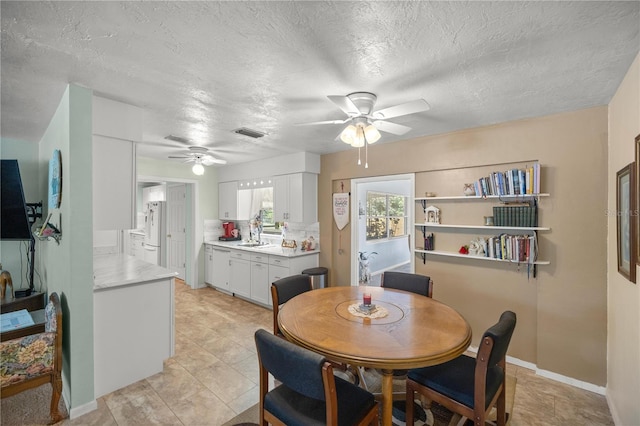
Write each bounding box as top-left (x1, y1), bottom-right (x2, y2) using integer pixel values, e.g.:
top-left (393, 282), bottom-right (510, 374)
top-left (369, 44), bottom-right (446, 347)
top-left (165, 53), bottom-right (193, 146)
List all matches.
top-left (48, 149), bottom-right (62, 209)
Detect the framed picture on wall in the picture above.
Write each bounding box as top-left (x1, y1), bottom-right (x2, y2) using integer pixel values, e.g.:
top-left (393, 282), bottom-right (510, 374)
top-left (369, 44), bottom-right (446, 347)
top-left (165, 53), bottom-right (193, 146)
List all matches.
top-left (48, 149), bottom-right (62, 209)
top-left (636, 134), bottom-right (640, 266)
top-left (616, 163), bottom-right (636, 283)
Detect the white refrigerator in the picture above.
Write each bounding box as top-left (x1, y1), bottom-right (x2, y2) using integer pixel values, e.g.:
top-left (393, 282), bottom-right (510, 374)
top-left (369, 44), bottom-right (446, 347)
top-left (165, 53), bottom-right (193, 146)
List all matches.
top-left (144, 201), bottom-right (166, 266)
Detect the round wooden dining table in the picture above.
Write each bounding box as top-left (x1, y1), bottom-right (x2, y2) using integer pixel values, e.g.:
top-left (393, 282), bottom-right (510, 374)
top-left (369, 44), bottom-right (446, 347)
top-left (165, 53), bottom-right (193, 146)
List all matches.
top-left (278, 285), bottom-right (472, 426)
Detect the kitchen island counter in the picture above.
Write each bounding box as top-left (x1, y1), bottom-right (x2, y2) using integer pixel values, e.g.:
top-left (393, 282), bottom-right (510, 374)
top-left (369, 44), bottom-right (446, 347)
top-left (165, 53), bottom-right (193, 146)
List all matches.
top-left (93, 253), bottom-right (177, 290)
top-left (93, 253), bottom-right (175, 398)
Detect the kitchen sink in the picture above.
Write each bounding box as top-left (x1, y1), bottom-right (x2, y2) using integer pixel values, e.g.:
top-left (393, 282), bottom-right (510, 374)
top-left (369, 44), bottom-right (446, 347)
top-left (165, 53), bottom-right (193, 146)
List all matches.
top-left (237, 241), bottom-right (270, 247)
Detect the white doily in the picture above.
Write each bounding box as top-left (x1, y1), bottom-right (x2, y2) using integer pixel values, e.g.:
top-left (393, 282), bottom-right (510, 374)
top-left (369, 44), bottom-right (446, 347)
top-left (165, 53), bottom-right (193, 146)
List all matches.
top-left (347, 303), bottom-right (389, 319)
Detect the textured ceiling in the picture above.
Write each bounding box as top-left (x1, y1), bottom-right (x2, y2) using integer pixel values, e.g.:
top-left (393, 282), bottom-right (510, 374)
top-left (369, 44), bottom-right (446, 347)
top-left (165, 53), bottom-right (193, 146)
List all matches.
top-left (1, 1), bottom-right (638, 166)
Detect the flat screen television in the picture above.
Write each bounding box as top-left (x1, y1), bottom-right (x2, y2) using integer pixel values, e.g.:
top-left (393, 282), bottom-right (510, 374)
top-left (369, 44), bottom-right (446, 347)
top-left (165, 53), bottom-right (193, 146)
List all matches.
top-left (1, 159), bottom-right (33, 240)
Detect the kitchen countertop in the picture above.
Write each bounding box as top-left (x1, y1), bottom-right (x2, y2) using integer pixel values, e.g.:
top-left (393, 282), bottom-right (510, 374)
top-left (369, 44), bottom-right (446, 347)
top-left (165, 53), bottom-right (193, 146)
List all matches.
top-left (205, 240), bottom-right (320, 258)
top-left (129, 229), bottom-right (145, 236)
top-left (94, 253), bottom-right (178, 290)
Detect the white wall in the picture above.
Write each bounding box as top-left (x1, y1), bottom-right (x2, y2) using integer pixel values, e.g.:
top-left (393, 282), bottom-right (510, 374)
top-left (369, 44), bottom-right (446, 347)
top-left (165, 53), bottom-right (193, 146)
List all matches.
top-left (38, 85), bottom-right (95, 414)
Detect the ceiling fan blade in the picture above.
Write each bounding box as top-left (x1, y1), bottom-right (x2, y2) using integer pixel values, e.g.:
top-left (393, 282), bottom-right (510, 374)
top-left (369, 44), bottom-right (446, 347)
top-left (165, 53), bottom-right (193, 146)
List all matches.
top-left (168, 155), bottom-right (190, 159)
top-left (372, 120), bottom-right (412, 135)
top-left (372, 99), bottom-right (430, 120)
top-left (294, 119), bottom-right (349, 126)
top-left (327, 95), bottom-right (360, 116)
top-left (202, 157), bottom-right (227, 165)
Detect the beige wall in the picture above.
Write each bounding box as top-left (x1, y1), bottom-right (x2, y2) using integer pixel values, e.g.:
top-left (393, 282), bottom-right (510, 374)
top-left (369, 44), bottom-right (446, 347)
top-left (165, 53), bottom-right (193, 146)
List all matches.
top-left (320, 106), bottom-right (609, 386)
top-left (607, 53), bottom-right (640, 425)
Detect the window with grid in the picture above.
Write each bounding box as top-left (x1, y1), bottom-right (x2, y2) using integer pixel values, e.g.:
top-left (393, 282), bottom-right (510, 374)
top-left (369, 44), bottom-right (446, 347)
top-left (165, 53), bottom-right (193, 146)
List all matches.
top-left (365, 191), bottom-right (407, 240)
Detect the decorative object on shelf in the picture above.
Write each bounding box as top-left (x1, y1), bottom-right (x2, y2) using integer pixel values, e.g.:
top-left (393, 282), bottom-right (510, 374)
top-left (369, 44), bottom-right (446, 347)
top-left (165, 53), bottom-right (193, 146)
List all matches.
top-left (48, 149), bottom-right (62, 209)
top-left (468, 237), bottom-right (486, 256)
top-left (300, 236), bottom-right (316, 251)
top-left (425, 192), bottom-right (436, 197)
top-left (425, 205), bottom-right (440, 224)
top-left (463, 183), bottom-right (476, 196)
top-left (458, 245), bottom-right (469, 255)
top-left (616, 162), bottom-right (636, 283)
top-left (484, 216), bottom-right (495, 226)
top-left (424, 233), bottom-right (434, 251)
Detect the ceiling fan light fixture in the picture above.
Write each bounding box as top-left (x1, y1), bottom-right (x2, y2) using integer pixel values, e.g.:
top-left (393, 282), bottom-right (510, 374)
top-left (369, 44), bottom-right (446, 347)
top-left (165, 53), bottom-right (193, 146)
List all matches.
top-left (340, 124), bottom-right (357, 145)
top-left (192, 160), bottom-right (205, 176)
top-left (364, 124), bottom-right (381, 144)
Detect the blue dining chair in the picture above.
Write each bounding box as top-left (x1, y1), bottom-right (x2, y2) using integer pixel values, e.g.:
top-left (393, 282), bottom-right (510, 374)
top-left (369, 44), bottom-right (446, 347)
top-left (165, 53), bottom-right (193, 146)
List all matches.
top-left (254, 329), bottom-right (379, 426)
top-left (270, 274), bottom-right (313, 336)
top-left (405, 311), bottom-right (517, 426)
top-left (380, 271), bottom-right (433, 298)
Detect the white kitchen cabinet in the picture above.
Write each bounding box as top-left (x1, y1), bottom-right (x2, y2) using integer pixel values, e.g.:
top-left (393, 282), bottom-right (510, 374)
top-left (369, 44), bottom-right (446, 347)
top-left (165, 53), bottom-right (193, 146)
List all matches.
top-left (212, 247), bottom-right (230, 291)
top-left (93, 135), bottom-right (136, 230)
top-left (219, 181), bottom-right (239, 220)
top-left (204, 244), bottom-right (214, 285)
top-left (92, 96), bottom-right (141, 231)
top-left (229, 250), bottom-right (251, 298)
top-left (273, 173), bottom-right (317, 223)
top-left (250, 253), bottom-right (270, 305)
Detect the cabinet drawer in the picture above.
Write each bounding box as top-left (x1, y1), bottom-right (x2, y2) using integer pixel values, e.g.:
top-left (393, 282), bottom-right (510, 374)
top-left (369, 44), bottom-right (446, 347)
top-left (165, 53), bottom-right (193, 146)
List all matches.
top-left (204, 244), bottom-right (213, 254)
top-left (269, 256), bottom-right (290, 268)
top-left (251, 253), bottom-right (269, 263)
top-left (229, 250), bottom-right (251, 261)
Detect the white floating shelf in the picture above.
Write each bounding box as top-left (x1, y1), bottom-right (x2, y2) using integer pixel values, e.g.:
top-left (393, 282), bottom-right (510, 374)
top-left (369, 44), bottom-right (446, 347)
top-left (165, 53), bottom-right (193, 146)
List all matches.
top-left (415, 194), bottom-right (550, 201)
top-left (414, 223), bottom-right (550, 231)
top-left (415, 249), bottom-right (550, 265)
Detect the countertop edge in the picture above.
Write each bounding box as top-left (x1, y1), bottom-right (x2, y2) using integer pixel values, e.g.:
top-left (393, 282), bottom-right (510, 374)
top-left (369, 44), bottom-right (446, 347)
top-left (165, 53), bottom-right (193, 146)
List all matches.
top-left (204, 241), bottom-right (320, 257)
top-left (93, 253), bottom-right (178, 291)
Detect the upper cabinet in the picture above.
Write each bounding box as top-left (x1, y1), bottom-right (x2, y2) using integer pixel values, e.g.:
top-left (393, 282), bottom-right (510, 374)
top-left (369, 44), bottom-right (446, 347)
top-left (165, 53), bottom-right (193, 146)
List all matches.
top-left (273, 173), bottom-right (317, 223)
top-left (219, 181), bottom-right (239, 220)
top-left (92, 97), bottom-right (141, 230)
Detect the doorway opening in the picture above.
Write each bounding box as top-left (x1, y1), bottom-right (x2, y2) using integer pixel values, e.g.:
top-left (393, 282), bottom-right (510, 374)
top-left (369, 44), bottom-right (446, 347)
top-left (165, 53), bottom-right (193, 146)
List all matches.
top-left (138, 176), bottom-right (199, 288)
top-left (350, 174), bottom-right (415, 286)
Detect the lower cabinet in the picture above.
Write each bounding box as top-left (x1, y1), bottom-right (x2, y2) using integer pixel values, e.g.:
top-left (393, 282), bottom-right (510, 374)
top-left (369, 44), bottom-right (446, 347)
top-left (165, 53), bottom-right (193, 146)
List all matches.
top-left (230, 251), bottom-right (251, 298)
top-left (212, 248), bottom-right (230, 291)
top-left (129, 233), bottom-right (145, 259)
top-left (207, 245), bottom-right (319, 308)
top-left (250, 254), bottom-right (270, 305)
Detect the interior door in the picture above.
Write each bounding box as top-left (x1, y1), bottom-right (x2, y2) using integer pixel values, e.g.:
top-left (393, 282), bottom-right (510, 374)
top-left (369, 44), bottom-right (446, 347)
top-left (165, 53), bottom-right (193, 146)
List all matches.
top-left (166, 184), bottom-right (186, 279)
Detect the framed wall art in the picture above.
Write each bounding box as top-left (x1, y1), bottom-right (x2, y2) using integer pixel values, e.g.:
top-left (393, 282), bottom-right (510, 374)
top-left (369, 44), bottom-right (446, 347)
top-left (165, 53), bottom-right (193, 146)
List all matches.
top-left (48, 149), bottom-right (62, 209)
top-left (636, 134), bottom-right (640, 266)
top-left (616, 162), bottom-right (636, 283)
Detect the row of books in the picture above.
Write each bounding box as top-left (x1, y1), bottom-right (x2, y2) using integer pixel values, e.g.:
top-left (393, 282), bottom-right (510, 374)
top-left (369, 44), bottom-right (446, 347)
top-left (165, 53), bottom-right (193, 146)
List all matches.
top-left (473, 163), bottom-right (541, 197)
top-left (481, 234), bottom-right (537, 262)
top-left (493, 205), bottom-right (538, 227)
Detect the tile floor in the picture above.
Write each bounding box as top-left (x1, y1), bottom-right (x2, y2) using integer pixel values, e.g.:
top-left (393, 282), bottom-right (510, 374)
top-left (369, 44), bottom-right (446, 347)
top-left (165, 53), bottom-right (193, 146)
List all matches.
top-left (62, 280), bottom-right (614, 426)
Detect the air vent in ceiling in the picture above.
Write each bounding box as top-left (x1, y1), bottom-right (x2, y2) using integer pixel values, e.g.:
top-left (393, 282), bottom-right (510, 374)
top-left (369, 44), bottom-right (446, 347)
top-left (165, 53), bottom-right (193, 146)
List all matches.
top-left (232, 127), bottom-right (266, 139)
top-left (164, 134), bottom-right (191, 144)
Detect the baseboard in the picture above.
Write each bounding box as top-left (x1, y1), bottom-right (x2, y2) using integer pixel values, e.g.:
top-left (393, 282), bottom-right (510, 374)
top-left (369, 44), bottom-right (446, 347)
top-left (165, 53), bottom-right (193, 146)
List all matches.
top-left (605, 391), bottom-right (623, 425)
top-left (62, 369), bottom-right (98, 419)
top-left (467, 345), bottom-right (606, 395)
top-left (70, 399), bottom-right (98, 419)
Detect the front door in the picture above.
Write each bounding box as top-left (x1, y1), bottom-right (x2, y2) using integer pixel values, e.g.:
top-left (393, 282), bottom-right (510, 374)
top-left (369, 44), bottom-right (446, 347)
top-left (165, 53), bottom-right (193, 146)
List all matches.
top-left (166, 184), bottom-right (186, 280)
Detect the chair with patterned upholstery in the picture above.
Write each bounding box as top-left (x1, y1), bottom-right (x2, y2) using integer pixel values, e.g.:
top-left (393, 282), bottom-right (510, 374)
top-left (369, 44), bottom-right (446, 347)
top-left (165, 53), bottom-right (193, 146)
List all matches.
top-left (1, 292), bottom-right (65, 424)
top-left (270, 274), bottom-right (313, 336)
top-left (254, 329), bottom-right (379, 426)
top-left (406, 311), bottom-right (517, 426)
top-left (380, 271), bottom-right (433, 298)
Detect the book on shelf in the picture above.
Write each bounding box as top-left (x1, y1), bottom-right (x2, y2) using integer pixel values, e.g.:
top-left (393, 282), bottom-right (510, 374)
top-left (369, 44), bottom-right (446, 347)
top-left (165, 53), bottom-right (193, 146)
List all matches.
top-left (472, 163), bottom-right (542, 197)
top-left (474, 234), bottom-right (537, 263)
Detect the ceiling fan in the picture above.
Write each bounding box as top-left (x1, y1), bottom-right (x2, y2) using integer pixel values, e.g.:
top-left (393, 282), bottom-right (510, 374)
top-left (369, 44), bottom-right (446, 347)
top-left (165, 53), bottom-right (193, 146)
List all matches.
top-left (296, 92), bottom-right (430, 142)
top-left (168, 146), bottom-right (226, 175)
